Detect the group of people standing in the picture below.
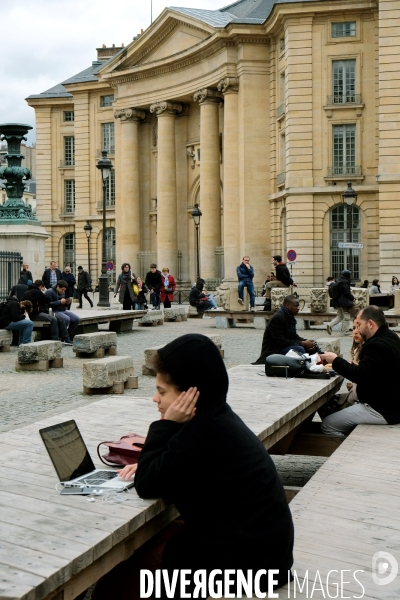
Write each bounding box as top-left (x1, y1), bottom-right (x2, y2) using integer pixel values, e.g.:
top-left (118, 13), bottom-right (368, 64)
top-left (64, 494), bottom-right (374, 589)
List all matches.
top-left (114, 263), bottom-right (176, 311)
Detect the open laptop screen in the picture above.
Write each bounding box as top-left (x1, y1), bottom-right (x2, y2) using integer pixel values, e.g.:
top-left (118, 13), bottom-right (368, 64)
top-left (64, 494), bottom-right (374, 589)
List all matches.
top-left (40, 420), bottom-right (96, 482)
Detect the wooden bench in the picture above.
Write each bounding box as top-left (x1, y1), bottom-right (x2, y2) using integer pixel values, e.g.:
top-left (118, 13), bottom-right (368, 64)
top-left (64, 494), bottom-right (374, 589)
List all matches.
top-left (15, 340), bottom-right (63, 371)
top-left (73, 331), bottom-right (117, 358)
top-left (82, 355), bottom-right (138, 394)
top-left (0, 366), bottom-right (342, 600)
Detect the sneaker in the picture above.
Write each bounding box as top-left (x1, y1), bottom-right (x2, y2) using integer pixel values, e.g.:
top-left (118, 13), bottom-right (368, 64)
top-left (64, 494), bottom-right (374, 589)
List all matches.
top-left (250, 307), bottom-right (255, 312)
top-left (202, 315), bottom-right (212, 319)
top-left (326, 325), bottom-right (332, 335)
top-left (62, 339), bottom-right (73, 346)
top-left (238, 298), bottom-right (244, 305)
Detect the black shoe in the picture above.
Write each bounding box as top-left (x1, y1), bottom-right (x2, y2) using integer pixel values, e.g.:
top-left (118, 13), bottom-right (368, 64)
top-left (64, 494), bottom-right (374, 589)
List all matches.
top-left (62, 339), bottom-right (73, 346)
top-left (77, 306), bottom-right (82, 309)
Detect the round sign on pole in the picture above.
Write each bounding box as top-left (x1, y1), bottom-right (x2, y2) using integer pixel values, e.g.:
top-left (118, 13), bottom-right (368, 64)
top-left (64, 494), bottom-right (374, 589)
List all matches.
top-left (106, 261), bottom-right (114, 271)
top-left (287, 249), bottom-right (297, 262)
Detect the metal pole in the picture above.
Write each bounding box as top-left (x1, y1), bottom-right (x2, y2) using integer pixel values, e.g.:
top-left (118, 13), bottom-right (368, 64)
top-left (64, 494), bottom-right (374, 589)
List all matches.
top-left (195, 222), bottom-right (200, 281)
top-left (87, 237), bottom-right (91, 276)
top-left (97, 179), bottom-right (110, 307)
top-left (349, 205), bottom-right (353, 279)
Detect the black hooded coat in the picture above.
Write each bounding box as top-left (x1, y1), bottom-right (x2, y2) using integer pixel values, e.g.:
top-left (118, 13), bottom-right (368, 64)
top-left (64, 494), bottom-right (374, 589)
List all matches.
top-left (134, 334), bottom-right (294, 591)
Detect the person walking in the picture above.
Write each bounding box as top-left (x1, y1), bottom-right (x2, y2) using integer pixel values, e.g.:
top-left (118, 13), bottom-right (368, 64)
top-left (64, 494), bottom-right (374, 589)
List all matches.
top-left (160, 267), bottom-right (176, 309)
top-left (236, 256), bottom-right (255, 310)
top-left (263, 255), bottom-right (293, 311)
top-left (42, 261), bottom-right (62, 289)
top-left (45, 280), bottom-right (80, 340)
top-left (327, 270), bottom-right (356, 336)
top-left (145, 263), bottom-right (162, 309)
top-left (23, 280), bottom-right (72, 345)
top-left (0, 296), bottom-right (33, 345)
top-left (114, 263), bottom-right (138, 310)
top-left (61, 266), bottom-right (76, 300)
top-left (76, 266), bottom-right (93, 308)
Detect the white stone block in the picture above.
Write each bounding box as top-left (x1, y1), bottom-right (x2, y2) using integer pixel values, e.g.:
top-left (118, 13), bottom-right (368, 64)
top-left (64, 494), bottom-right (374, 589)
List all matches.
top-left (83, 355), bottom-right (134, 388)
top-left (73, 331), bottom-right (117, 353)
top-left (163, 307), bottom-right (187, 321)
top-left (18, 340), bottom-right (62, 364)
top-left (138, 310), bottom-right (164, 325)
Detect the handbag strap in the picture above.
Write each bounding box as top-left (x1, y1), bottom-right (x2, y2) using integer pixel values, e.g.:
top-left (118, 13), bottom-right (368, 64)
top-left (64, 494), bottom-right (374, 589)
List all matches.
top-left (97, 442), bottom-right (119, 467)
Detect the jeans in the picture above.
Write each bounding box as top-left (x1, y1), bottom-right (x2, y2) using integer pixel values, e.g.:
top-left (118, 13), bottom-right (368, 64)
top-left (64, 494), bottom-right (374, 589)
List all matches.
top-left (78, 288), bottom-right (93, 307)
top-left (196, 300), bottom-right (214, 313)
top-left (54, 310), bottom-right (80, 338)
top-left (238, 280), bottom-right (255, 308)
top-left (150, 290), bottom-right (160, 308)
top-left (280, 345), bottom-right (304, 355)
top-left (134, 303), bottom-right (146, 310)
top-left (5, 319), bottom-right (33, 345)
top-left (206, 295), bottom-right (217, 308)
top-left (321, 402), bottom-right (388, 437)
top-left (35, 312), bottom-right (69, 341)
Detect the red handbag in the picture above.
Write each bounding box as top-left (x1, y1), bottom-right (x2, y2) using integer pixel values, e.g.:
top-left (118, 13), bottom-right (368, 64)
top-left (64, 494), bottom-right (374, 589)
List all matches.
top-left (97, 433), bottom-right (146, 467)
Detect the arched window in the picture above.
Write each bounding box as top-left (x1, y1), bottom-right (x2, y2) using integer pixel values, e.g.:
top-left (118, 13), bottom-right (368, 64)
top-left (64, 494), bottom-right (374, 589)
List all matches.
top-left (105, 227), bottom-right (116, 284)
top-left (330, 205), bottom-right (360, 280)
top-left (63, 233), bottom-right (75, 273)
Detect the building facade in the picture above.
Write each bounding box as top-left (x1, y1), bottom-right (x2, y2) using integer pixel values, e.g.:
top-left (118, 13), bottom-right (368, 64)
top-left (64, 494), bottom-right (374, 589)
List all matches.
top-left (27, 0), bottom-right (400, 288)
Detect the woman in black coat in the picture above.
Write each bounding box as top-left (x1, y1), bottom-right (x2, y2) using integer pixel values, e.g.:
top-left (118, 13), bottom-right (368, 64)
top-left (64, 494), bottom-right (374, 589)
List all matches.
top-left (118, 333), bottom-right (294, 597)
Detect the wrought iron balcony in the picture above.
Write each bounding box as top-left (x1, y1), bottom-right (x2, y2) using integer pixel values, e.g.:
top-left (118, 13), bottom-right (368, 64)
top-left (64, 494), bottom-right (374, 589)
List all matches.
top-left (326, 94), bottom-right (362, 106)
top-left (327, 166), bottom-right (362, 177)
top-left (276, 103), bottom-right (285, 118)
top-left (277, 172), bottom-right (286, 185)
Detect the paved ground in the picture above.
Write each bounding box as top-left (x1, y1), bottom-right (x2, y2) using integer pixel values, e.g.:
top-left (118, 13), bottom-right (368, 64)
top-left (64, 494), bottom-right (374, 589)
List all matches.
top-left (0, 298), bottom-right (354, 433)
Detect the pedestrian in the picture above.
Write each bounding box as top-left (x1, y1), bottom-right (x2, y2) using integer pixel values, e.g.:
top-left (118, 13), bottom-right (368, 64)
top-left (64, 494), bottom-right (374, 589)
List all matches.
top-left (390, 276), bottom-right (400, 293)
top-left (369, 279), bottom-right (381, 294)
top-left (62, 266), bottom-right (76, 300)
top-left (145, 263), bottom-right (162, 309)
top-left (325, 276), bottom-right (335, 288)
top-left (10, 277), bottom-right (30, 301)
top-left (160, 267), bottom-right (176, 309)
top-left (42, 261), bottom-right (62, 289)
top-left (23, 280), bottom-right (73, 345)
top-left (263, 255), bottom-right (293, 311)
top-left (326, 269), bottom-right (356, 336)
top-left (135, 277), bottom-right (148, 310)
top-left (189, 278), bottom-right (214, 317)
top-left (76, 266), bottom-right (93, 308)
top-left (360, 279), bottom-right (369, 289)
top-left (0, 296), bottom-right (33, 345)
top-left (114, 263), bottom-right (138, 310)
top-left (236, 256), bottom-right (255, 310)
top-left (320, 306), bottom-right (400, 436)
top-left (45, 280), bottom-right (80, 340)
top-left (20, 263), bottom-right (33, 283)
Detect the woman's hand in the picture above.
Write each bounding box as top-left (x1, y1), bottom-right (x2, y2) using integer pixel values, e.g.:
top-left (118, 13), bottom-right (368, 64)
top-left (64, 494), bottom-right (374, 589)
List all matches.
top-left (164, 387), bottom-right (199, 423)
top-left (117, 463), bottom-right (138, 480)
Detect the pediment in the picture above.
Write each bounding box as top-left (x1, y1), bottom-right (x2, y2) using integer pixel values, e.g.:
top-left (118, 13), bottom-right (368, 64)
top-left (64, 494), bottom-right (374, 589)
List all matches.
top-left (140, 23), bottom-right (209, 65)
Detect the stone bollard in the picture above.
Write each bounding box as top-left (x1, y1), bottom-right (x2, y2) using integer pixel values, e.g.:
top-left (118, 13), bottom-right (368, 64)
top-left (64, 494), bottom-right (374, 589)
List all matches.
top-left (16, 340), bottom-right (63, 371)
top-left (73, 331), bottom-right (118, 358)
top-left (310, 288), bottom-right (329, 313)
top-left (83, 355), bottom-right (135, 394)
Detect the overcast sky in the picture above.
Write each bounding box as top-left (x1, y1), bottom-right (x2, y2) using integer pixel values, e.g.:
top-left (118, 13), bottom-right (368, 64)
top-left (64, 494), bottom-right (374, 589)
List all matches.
top-left (0, 0), bottom-right (217, 145)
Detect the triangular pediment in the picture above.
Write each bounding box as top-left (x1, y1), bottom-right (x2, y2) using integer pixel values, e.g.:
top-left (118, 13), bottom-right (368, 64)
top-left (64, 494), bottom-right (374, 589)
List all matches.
top-left (139, 23), bottom-right (210, 65)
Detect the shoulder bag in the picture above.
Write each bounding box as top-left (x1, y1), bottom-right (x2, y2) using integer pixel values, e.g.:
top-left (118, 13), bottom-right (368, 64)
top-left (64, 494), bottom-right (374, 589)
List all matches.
top-left (97, 433), bottom-right (146, 467)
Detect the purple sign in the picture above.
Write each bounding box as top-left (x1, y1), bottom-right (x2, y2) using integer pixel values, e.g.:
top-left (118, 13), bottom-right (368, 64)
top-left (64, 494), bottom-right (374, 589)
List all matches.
top-left (287, 249), bottom-right (297, 262)
top-left (106, 261), bottom-right (114, 271)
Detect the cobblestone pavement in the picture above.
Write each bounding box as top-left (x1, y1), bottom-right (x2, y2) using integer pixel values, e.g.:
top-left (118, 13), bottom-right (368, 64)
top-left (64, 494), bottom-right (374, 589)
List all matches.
top-left (0, 304), bottom-right (354, 433)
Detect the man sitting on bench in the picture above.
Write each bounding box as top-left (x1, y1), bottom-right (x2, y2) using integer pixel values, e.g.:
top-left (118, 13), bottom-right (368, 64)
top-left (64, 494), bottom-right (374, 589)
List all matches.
top-left (252, 295), bottom-right (316, 364)
top-left (320, 305), bottom-right (400, 436)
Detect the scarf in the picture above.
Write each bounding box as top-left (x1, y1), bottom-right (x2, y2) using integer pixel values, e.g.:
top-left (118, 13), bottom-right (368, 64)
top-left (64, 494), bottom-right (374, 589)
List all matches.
top-left (163, 273), bottom-right (169, 287)
top-left (280, 305), bottom-right (297, 338)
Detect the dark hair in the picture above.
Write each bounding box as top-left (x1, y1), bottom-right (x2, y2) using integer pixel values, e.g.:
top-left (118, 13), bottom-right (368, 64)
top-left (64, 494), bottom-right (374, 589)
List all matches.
top-left (283, 294), bottom-right (298, 306)
top-left (20, 300), bottom-right (33, 313)
top-left (150, 263), bottom-right (157, 268)
top-left (151, 352), bottom-right (181, 389)
top-left (121, 263), bottom-right (131, 271)
top-left (372, 279), bottom-right (380, 286)
top-left (56, 280), bottom-right (68, 289)
top-left (326, 276), bottom-right (334, 282)
top-left (273, 255), bottom-right (282, 262)
top-left (34, 279), bottom-right (44, 287)
top-left (358, 306), bottom-right (386, 328)
top-left (392, 276), bottom-right (399, 285)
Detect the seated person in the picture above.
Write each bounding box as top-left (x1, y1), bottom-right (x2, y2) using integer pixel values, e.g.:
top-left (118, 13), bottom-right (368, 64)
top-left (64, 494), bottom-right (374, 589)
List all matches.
top-left (369, 279), bottom-right (381, 294)
top-left (203, 286), bottom-right (217, 309)
top-left (253, 295), bottom-right (316, 364)
top-left (320, 306), bottom-right (400, 436)
top-left (10, 277), bottom-right (31, 301)
top-left (189, 279), bottom-right (214, 316)
top-left (45, 280), bottom-right (80, 340)
top-left (0, 296), bottom-right (33, 345)
top-left (390, 276), bottom-right (400, 293)
top-left (23, 280), bottom-right (73, 345)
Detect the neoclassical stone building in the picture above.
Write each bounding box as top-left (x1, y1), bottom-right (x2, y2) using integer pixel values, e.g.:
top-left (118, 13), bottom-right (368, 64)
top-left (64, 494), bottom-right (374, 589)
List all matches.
top-left (27, 0), bottom-right (400, 288)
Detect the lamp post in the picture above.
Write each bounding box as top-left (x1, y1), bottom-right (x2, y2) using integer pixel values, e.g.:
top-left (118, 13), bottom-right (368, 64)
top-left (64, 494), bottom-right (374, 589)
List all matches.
top-left (83, 220), bottom-right (92, 275)
top-left (96, 150), bottom-right (113, 307)
top-left (342, 182), bottom-right (358, 281)
top-left (191, 203), bottom-right (202, 281)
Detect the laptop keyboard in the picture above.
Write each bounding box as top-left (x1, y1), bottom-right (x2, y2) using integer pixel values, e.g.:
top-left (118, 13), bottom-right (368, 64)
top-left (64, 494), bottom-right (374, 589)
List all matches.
top-left (82, 471), bottom-right (118, 483)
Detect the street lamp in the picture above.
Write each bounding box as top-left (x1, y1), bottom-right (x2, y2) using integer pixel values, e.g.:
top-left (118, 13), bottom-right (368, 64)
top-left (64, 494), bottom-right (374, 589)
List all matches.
top-left (191, 203), bottom-right (202, 281)
top-left (83, 220), bottom-right (92, 275)
top-left (96, 150), bottom-right (113, 307)
top-left (342, 182), bottom-right (358, 281)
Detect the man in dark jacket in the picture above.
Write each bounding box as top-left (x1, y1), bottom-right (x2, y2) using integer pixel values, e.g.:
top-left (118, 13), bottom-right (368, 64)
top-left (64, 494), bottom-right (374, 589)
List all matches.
top-left (253, 295), bottom-right (316, 364)
top-left (42, 261), bottom-right (62, 289)
top-left (321, 306), bottom-right (400, 436)
top-left (23, 280), bottom-right (72, 344)
top-left (189, 279), bottom-right (213, 317)
top-left (263, 255), bottom-right (293, 310)
top-left (10, 277), bottom-right (30, 301)
top-left (20, 263), bottom-right (33, 283)
top-left (326, 269), bottom-right (356, 336)
top-left (45, 280), bottom-right (80, 340)
top-left (0, 296), bottom-right (33, 345)
top-left (76, 266), bottom-right (93, 308)
top-left (236, 256), bottom-right (255, 310)
top-left (145, 263), bottom-right (162, 309)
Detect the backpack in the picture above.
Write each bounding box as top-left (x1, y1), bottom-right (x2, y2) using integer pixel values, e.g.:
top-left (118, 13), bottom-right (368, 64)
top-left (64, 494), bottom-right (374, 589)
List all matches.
top-left (328, 281), bottom-right (340, 300)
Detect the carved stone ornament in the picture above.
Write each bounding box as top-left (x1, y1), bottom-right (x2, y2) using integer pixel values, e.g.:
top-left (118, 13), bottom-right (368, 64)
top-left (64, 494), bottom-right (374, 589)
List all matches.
top-left (114, 108), bottom-right (146, 122)
top-left (217, 77), bottom-right (239, 94)
top-left (186, 146), bottom-right (196, 169)
top-left (149, 101), bottom-right (183, 116)
top-left (271, 288), bottom-right (287, 313)
top-left (351, 288), bottom-right (368, 312)
top-left (310, 288), bottom-right (328, 314)
top-left (193, 88), bottom-right (223, 104)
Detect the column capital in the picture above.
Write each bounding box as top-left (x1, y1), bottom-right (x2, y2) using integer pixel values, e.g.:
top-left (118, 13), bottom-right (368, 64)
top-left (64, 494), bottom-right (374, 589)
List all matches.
top-left (149, 101), bottom-right (183, 117)
top-left (193, 88), bottom-right (224, 105)
top-left (217, 77), bottom-right (239, 94)
top-left (114, 108), bottom-right (146, 122)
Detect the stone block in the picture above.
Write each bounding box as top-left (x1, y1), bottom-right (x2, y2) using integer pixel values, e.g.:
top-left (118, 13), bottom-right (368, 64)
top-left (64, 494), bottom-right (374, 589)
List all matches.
top-left (0, 330), bottom-right (12, 350)
top-left (316, 337), bottom-right (340, 356)
top-left (310, 288), bottom-right (328, 313)
top-left (138, 310), bottom-right (164, 326)
top-left (271, 288), bottom-right (287, 312)
top-left (254, 316), bottom-right (268, 329)
top-left (49, 357), bottom-right (63, 368)
top-left (73, 332), bottom-right (118, 355)
top-left (17, 340), bottom-right (62, 364)
top-left (352, 288), bottom-right (368, 312)
top-left (188, 306), bottom-right (202, 318)
top-left (125, 375), bottom-right (139, 389)
top-left (394, 290), bottom-right (400, 315)
top-left (216, 282), bottom-right (249, 311)
top-left (143, 335), bottom-right (223, 375)
top-left (83, 355), bottom-right (134, 389)
top-left (215, 316), bottom-right (236, 329)
top-left (163, 307), bottom-right (187, 322)
top-left (16, 360), bottom-right (49, 371)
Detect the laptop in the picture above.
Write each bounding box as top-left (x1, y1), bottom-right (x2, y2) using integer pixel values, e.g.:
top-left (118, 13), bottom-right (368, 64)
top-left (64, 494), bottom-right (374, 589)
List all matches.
top-left (39, 419), bottom-right (135, 490)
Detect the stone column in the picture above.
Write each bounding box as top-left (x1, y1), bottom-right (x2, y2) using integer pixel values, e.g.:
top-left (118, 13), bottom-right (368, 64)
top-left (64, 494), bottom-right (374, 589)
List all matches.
top-left (193, 88), bottom-right (223, 280)
top-left (149, 101), bottom-right (182, 274)
top-left (114, 107), bottom-right (145, 273)
top-left (218, 78), bottom-right (239, 281)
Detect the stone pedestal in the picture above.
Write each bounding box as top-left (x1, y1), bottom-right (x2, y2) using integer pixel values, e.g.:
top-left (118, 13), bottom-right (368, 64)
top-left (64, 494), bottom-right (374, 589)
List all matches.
top-left (271, 288), bottom-right (287, 312)
top-left (0, 224), bottom-right (49, 280)
top-left (310, 288), bottom-right (328, 313)
top-left (352, 288), bottom-right (369, 312)
top-left (217, 282), bottom-right (249, 311)
top-left (394, 290), bottom-right (400, 315)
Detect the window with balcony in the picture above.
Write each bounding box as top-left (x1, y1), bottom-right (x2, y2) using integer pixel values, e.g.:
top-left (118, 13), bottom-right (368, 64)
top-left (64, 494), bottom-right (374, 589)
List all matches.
top-left (63, 233), bottom-right (75, 273)
top-left (64, 179), bottom-right (75, 213)
top-left (331, 60), bottom-right (356, 104)
top-left (101, 123), bottom-right (115, 155)
top-left (100, 95), bottom-right (114, 107)
top-left (332, 22), bottom-right (356, 38)
top-left (63, 136), bottom-right (75, 166)
top-left (331, 124), bottom-right (358, 176)
top-left (63, 111), bottom-right (74, 122)
top-left (330, 204), bottom-right (360, 280)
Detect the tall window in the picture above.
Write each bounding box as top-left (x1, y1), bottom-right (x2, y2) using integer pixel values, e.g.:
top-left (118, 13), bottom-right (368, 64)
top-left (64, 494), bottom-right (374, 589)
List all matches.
top-left (63, 111), bottom-right (74, 122)
top-left (330, 205), bottom-right (360, 280)
top-left (332, 22), bottom-right (356, 38)
top-left (64, 233), bottom-right (76, 273)
top-left (101, 123), bottom-right (115, 154)
top-left (100, 95), bottom-right (114, 107)
top-left (64, 180), bottom-right (75, 213)
top-left (105, 227), bottom-right (116, 284)
top-left (333, 60), bottom-right (356, 103)
top-left (104, 170), bottom-right (115, 207)
top-left (64, 136), bottom-right (75, 165)
top-left (333, 124), bottom-right (356, 175)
